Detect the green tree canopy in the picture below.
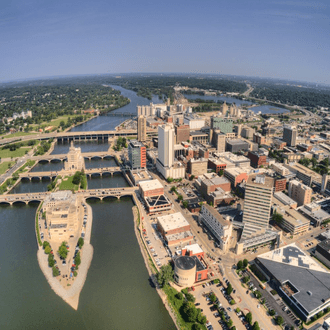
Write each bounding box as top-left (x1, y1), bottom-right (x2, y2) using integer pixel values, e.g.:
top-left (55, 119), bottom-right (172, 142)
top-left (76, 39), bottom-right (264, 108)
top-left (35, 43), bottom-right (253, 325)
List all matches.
top-left (58, 241), bottom-right (68, 259)
top-left (75, 251), bottom-right (81, 266)
top-left (237, 260), bottom-right (243, 270)
top-left (78, 237), bottom-right (84, 249)
top-left (252, 321), bottom-right (260, 330)
top-left (243, 259), bottom-right (248, 268)
top-left (276, 316), bottom-right (284, 325)
top-left (272, 211), bottom-right (283, 225)
top-left (156, 264), bottom-right (174, 287)
top-left (226, 283), bottom-right (233, 295)
top-left (246, 312), bottom-right (253, 325)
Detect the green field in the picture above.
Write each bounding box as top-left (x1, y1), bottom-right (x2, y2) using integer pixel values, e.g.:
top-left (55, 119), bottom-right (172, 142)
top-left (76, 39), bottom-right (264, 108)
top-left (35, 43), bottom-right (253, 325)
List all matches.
top-left (59, 176), bottom-right (79, 191)
top-left (0, 147), bottom-right (32, 159)
top-left (0, 161), bottom-right (15, 174)
top-left (0, 132), bottom-right (38, 139)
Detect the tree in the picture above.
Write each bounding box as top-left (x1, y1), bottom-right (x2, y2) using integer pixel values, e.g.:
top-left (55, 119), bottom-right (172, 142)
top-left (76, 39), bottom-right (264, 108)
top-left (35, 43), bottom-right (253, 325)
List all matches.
top-left (269, 309), bottom-right (275, 316)
top-left (44, 246), bottom-right (51, 254)
top-left (175, 292), bottom-right (183, 300)
top-left (272, 211), bottom-right (283, 225)
top-left (243, 275), bottom-right (250, 284)
top-left (210, 293), bottom-right (217, 303)
top-left (58, 241), bottom-right (68, 259)
top-left (75, 251), bottom-right (81, 266)
top-left (73, 271), bottom-right (78, 277)
top-left (48, 254), bottom-right (55, 267)
top-left (177, 195), bottom-right (183, 201)
top-left (78, 237), bottom-right (84, 249)
top-left (311, 157), bottom-right (318, 168)
top-left (43, 241), bottom-right (50, 249)
top-left (276, 316), bottom-right (284, 325)
top-left (243, 259), bottom-right (248, 268)
top-left (186, 307), bottom-right (198, 322)
top-left (182, 200), bottom-right (188, 209)
top-left (218, 169), bottom-right (224, 176)
top-left (170, 186), bottom-right (176, 193)
top-left (226, 283), bottom-right (233, 295)
top-left (246, 312), bottom-right (253, 325)
top-left (189, 175), bottom-right (195, 181)
top-left (254, 290), bottom-right (262, 299)
top-left (52, 266), bottom-right (59, 277)
top-left (192, 324), bottom-right (203, 330)
top-left (185, 293), bottom-right (196, 303)
top-left (156, 264), bottom-right (174, 287)
top-left (237, 260), bottom-right (243, 270)
top-left (227, 319), bottom-right (233, 327)
top-left (197, 313), bottom-right (206, 324)
top-left (252, 321), bottom-right (260, 330)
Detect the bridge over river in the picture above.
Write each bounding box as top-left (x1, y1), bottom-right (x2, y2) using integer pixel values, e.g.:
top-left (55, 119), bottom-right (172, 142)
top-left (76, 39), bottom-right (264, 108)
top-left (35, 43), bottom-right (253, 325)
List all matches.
top-left (18, 167), bottom-right (122, 181)
top-left (0, 187), bottom-right (136, 205)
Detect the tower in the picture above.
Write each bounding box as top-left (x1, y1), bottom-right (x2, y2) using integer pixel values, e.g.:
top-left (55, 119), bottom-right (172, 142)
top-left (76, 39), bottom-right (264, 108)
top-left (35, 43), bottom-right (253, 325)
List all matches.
top-left (137, 115), bottom-right (146, 142)
top-left (64, 141), bottom-right (85, 172)
top-left (158, 124), bottom-right (175, 168)
top-left (283, 125), bottom-right (297, 147)
top-left (241, 175), bottom-right (274, 240)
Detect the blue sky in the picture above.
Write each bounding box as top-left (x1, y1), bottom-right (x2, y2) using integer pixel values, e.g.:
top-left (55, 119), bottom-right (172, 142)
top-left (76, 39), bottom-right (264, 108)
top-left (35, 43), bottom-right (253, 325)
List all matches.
top-left (1, 0), bottom-right (329, 83)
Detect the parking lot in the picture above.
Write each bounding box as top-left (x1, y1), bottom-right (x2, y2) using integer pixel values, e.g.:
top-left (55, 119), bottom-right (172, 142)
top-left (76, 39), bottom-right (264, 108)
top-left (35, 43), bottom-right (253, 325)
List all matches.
top-left (242, 269), bottom-right (300, 329)
top-left (194, 282), bottom-right (247, 330)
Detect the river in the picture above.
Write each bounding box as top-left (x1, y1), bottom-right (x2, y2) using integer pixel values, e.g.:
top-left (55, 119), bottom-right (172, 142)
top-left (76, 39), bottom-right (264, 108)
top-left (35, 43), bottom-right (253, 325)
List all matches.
top-left (70, 85), bottom-right (163, 132)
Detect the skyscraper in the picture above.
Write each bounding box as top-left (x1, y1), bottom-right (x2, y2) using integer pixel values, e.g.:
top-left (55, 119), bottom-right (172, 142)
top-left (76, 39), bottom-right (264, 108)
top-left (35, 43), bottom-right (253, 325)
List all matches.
top-left (137, 115), bottom-right (146, 142)
top-left (128, 140), bottom-right (146, 169)
top-left (283, 125), bottom-right (297, 147)
top-left (158, 124), bottom-right (175, 168)
top-left (241, 174), bottom-right (274, 240)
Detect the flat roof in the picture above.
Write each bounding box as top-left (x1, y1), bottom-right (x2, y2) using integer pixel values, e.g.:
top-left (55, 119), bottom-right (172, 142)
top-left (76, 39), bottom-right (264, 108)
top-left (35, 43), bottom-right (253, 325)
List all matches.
top-left (139, 179), bottom-right (163, 191)
top-left (224, 167), bottom-right (248, 176)
top-left (201, 204), bottom-right (231, 227)
top-left (158, 212), bottom-right (190, 232)
top-left (175, 255), bottom-right (196, 270)
top-left (274, 192), bottom-right (297, 206)
top-left (226, 139), bottom-right (249, 145)
top-left (247, 174), bottom-right (274, 188)
top-left (182, 243), bottom-right (203, 255)
top-left (258, 244), bottom-right (330, 313)
top-left (318, 239), bottom-right (330, 253)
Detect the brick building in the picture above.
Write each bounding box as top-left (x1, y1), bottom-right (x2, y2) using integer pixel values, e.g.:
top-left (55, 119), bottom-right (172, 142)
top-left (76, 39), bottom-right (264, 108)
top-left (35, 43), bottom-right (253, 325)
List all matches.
top-left (247, 151), bottom-right (267, 168)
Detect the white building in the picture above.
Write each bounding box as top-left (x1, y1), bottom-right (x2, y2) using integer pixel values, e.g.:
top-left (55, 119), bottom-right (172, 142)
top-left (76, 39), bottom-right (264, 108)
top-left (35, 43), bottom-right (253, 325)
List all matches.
top-left (184, 115), bottom-right (205, 130)
top-left (156, 124), bottom-right (185, 179)
top-left (199, 204), bottom-right (232, 251)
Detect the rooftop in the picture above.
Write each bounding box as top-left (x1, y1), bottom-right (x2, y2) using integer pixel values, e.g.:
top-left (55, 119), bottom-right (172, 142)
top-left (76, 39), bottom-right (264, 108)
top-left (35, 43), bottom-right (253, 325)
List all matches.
top-left (247, 174), bottom-right (274, 188)
top-left (158, 212), bottom-right (190, 232)
top-left (318, 239), bottom-right (330, 253)
top-left (258, 244), bottom-right (330, 313)
top-left (139, 179), bottom-right (163, 192)
top-left (201, 204), bottom-right (231, 227)
top-left (174, 255), bottom-right (196, 270)
top-left (182, 243), bottom-right (203, 255)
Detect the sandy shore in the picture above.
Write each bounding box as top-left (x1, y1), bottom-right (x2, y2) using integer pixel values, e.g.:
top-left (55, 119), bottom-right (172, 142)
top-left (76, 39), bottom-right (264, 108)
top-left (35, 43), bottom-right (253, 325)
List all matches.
top-left (37, 200), bottom-right (94, 310)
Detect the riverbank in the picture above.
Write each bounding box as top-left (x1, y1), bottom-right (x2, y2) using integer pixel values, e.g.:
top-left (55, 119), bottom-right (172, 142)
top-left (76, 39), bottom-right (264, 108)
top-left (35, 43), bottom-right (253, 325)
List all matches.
top-left (131, 204), bottom-right (179, 330)
top-left (36, 199), bottom-right (94, 310)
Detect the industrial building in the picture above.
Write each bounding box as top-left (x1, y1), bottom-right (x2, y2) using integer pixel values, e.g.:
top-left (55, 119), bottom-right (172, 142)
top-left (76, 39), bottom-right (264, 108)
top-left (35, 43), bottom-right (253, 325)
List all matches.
top-left (255, 244), bottom-right (330, 322)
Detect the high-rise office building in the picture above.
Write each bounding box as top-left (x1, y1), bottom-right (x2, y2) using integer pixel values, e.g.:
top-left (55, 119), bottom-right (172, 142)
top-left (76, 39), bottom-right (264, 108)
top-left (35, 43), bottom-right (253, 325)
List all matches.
top-left (283, 125), bottom-right (297, 147)
top-left (158, 124), bottom-right (175, 168)
top-left (241, 175), bottom-right (274, 240)
top-left (128, 140), bottom-right (146, 169)
top-left (137, 115), bottom-right (147, 142)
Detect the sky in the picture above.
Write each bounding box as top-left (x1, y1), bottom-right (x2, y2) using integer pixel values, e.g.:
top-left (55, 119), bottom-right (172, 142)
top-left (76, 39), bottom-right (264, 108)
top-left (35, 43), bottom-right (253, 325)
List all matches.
top-left (1, 0), bottom-right (329, 84)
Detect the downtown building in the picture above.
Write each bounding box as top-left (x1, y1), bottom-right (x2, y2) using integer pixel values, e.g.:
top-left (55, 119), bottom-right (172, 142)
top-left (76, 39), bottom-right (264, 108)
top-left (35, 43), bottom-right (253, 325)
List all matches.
top-left (128, 140), bottom-right (146, 169)
top-left (156, 124), bottom-right (185, 179)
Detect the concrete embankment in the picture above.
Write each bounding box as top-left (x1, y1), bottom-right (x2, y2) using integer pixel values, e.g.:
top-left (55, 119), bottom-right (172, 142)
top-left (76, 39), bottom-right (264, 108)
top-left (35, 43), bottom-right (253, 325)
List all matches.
top-left (131, 205), bottom-right (179, 330)
top-left (36, 200), bottom-right (94, 310)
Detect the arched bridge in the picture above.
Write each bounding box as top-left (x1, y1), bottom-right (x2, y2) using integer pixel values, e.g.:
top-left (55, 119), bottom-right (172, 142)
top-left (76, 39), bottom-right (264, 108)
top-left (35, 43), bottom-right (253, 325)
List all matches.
top-left (19, 167), bottom-right (122, 181)
top-left (0, 187), bottom-right (136, 205)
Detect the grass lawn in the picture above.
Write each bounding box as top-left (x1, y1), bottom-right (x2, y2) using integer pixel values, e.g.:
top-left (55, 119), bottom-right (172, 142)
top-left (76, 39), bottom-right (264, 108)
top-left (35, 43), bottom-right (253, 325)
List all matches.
top-left (0, 161), bottom-right (15, 174)
top-left (59, 176), bottom-right (79, 191)
top-left (0, 147), bottom-right (32, 159)
top-left (0, 132), bottom-right (38, 139)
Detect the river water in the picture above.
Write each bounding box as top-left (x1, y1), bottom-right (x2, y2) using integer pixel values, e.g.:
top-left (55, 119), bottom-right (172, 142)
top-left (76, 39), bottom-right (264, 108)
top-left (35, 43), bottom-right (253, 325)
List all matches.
top-left (0, 200), bottom-right (174, 330)
top-left (70, 85), bottom-right (163, 132)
